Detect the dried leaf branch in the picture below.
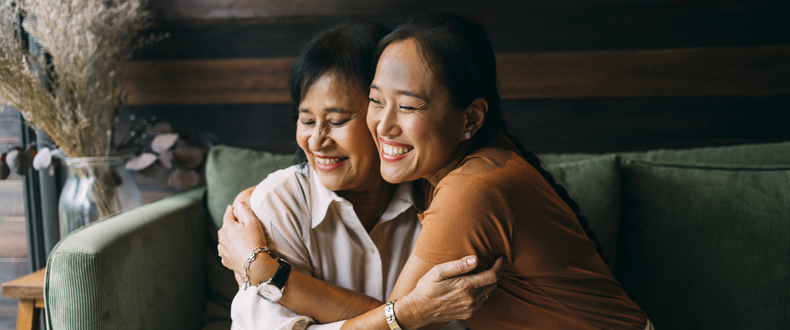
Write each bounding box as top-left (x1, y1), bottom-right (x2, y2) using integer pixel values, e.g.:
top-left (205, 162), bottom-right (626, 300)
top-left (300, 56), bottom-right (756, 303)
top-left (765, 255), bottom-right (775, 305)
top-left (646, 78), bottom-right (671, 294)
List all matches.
top-left (0, 0), bottom-right (161, 158)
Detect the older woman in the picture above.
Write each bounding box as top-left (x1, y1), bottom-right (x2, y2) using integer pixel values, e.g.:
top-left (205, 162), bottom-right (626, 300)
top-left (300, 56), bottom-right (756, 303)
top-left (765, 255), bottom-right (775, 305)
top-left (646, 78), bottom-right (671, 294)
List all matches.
top-left (217, 20), bottom-right (500, 330)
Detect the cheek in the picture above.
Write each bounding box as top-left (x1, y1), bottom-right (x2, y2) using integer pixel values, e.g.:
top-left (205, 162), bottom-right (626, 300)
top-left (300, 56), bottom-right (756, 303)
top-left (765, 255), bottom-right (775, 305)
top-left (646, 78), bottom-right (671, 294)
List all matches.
top-left (295, 126), bottom-right (311, 154)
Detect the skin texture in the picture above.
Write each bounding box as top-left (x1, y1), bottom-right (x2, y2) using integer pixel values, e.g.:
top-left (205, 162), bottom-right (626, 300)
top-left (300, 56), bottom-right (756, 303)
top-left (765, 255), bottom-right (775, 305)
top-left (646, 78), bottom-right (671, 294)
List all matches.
top-left (218, 70), bottom-right (501, 327)
top-left (367, 39), bottom-right (488, 186)
top-left (339, 39), bottom-right (494, 330)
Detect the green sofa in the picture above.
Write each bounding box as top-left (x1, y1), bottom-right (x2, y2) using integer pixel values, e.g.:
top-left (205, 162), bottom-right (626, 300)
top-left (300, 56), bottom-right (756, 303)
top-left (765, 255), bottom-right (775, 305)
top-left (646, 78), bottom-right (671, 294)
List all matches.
top-left (44, 142), bottom-right (790, 330)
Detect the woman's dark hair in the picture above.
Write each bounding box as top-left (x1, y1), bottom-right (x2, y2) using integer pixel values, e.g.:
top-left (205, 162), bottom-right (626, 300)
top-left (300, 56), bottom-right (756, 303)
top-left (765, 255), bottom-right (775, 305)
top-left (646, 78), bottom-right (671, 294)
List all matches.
top-left (289, 20), bottom-right (390, 165)
top-left (374, 12), bottom-right (607, 262)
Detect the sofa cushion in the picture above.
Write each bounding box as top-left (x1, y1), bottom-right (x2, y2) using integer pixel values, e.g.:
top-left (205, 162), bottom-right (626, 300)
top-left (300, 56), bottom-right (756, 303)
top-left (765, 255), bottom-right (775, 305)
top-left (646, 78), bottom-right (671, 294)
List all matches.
top-left (624, 141), bottom-right (790, 165)
top-left (206, 145), bottom-right (295, 229)
top-left (544, 154), bottom-right (621, 269)
top-left (202, 145), bottom-right (295, 322)
top-left (620, 160), bottom-right (790, 330)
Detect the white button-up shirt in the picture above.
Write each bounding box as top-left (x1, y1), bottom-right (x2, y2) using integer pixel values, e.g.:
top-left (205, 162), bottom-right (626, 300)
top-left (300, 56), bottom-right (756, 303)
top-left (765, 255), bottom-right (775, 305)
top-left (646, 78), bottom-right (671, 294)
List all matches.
top-left (231, 165), bottom-right (463, 330)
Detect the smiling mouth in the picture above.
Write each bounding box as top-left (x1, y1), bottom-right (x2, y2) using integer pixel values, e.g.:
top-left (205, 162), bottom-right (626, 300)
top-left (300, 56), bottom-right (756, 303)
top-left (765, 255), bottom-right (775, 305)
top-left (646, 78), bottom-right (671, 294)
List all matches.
top-left (382, 145), bottom-right (413, 157)
top-left (316, 157), bottom-right (346, 166)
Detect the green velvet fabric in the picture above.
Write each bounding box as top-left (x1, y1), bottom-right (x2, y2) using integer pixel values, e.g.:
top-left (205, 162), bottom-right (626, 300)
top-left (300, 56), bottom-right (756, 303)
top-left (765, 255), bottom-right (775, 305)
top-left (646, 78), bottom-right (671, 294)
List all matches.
top-left (205, 145), bottom-right (295, 230)
top-left (45, 188), bottom-right (208, 330)
top-left (626, 141), bottom-right (790, 165)
top-left (620, 160), bottom-right (790, 330)
top-left (202, 145), bottom-right (295, 325)
top-left (544, 154), bottom-right (622, 269)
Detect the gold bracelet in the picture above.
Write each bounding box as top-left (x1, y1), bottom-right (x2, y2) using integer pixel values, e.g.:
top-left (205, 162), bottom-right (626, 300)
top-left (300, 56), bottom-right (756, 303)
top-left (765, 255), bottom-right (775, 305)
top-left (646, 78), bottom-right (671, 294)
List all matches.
top-left (384, 300), bottom-right (402, 330)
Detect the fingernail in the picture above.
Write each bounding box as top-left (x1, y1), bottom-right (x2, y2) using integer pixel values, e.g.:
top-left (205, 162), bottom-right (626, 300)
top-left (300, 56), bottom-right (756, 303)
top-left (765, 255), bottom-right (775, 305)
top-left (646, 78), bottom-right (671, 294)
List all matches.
top-left (467, 256), bottom-right (477, 266)
top-left (240, 201), bottom-right (247, 207)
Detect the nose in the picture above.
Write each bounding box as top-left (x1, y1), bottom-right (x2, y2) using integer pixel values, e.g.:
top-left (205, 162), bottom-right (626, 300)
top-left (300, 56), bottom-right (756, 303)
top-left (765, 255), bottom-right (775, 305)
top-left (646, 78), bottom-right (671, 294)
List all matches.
top-left (376, 105), bottom-right (402, 138)
top-left (308, 123), bottom-right (331, 151)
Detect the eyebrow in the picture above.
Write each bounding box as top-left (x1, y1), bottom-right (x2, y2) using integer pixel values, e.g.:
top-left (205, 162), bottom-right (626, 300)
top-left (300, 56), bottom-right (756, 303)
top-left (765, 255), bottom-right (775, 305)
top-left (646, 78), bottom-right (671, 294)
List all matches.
top-left (299, 107), bottom-right (350, 114)
top-left (370, 84), bottom-right (428, 100)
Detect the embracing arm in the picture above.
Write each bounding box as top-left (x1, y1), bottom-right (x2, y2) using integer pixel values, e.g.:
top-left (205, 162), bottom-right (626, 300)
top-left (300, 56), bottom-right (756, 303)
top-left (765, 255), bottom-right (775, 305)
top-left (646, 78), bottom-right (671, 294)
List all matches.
top-left (220, 187), bottom-right (381, 324)
top-left (220, 186), bottom-right (502, 328)
top-left (339, 254), bottom-right (502, 330)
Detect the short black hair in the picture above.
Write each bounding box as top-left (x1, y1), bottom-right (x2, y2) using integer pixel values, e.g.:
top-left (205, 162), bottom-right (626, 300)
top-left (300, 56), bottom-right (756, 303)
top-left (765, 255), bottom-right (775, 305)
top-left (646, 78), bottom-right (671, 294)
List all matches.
top-left (289, 20), bottom-right (390, 165)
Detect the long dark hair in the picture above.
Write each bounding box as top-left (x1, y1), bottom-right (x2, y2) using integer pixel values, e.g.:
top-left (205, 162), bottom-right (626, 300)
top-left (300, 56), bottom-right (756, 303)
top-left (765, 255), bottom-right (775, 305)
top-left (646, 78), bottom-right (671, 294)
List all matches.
top-left (374, 12), bottom-right (607, 261)
top-left (289, 20), bottom-right (390, 165)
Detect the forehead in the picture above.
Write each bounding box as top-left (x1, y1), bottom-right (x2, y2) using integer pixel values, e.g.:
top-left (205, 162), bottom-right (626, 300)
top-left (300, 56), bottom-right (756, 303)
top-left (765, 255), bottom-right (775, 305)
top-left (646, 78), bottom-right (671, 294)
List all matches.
top-left (300, 73), bottom-right (366, 113)
top-left (373, 39), bottom-right (439, 95)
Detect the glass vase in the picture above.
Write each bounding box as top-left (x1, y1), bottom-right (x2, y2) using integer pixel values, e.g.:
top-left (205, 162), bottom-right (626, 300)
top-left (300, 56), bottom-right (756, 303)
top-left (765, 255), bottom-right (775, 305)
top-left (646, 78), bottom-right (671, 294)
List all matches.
top-left (58, 155), bottom-right (142, 237)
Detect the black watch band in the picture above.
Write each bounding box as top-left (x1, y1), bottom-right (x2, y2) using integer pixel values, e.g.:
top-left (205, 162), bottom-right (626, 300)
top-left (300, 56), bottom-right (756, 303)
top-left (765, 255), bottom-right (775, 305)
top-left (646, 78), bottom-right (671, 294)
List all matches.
top-left (270, 258), bottom-right (292, 289)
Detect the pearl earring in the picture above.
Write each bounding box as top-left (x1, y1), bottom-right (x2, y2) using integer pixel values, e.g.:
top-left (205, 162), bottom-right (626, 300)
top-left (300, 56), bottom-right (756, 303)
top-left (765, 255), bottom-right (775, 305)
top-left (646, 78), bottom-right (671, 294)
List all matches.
top-left (464, 132), bottom-right (472, 139)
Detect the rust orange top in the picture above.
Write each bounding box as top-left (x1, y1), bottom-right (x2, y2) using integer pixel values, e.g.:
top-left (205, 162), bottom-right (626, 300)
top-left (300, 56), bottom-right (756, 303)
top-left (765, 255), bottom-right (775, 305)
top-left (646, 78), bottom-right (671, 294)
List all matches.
top-left (414, 132), bottom-right (647, 330)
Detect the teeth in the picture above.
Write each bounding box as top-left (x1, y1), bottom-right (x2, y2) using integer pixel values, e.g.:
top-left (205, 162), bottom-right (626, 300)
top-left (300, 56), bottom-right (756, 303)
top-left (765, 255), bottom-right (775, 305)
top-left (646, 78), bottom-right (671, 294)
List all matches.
top-left (383, 145), bottom-right (413, 157)
top-left (316, 157), bottom-right (342, 165)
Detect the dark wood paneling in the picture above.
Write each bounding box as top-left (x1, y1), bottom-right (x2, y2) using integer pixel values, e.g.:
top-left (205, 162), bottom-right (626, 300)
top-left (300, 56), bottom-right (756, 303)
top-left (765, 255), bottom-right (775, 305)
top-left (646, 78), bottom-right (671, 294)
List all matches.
top-left (498, 45), bottom-right (790, 99)
top-left (148, 0), bottom-right (783, 20)
top-left (123, 45), bottom-right (790, 105)
top-left (122, 96), bottom-right (790, 154)
top-left (141, 2), bottom-right (790, 60)
top-left (503, 96), bottom-right (790, 153)
top-left (120, 104), bottom-right (297, 154)
top-left (122, 58), bottom-right (295, 105)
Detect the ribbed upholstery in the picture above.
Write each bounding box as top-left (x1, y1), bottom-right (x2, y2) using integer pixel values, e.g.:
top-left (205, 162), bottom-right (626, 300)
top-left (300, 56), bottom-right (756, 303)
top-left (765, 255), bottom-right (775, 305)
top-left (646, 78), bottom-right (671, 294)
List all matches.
top-left (202, 145), bottom-right (296, 325)
top-left (620, 161), bottom-right (790, 330)
top-left (45, 188), bottom-right (208, 330)
top-left (544, 154), bottom-right (622, 269)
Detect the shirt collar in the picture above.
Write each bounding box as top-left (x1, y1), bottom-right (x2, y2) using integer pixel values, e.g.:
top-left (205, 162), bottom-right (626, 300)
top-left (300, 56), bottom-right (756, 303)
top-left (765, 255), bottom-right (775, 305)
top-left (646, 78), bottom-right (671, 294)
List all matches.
top-left (308, 167), bottom-right (415, 229)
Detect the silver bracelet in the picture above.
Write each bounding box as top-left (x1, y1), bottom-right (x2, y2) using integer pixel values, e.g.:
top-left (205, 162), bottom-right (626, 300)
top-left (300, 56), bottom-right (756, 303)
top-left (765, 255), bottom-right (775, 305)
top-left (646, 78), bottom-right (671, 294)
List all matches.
top-left (384, 300), bottom-right (402, 330)
top-left (242, 246), bottom-right (273, 290)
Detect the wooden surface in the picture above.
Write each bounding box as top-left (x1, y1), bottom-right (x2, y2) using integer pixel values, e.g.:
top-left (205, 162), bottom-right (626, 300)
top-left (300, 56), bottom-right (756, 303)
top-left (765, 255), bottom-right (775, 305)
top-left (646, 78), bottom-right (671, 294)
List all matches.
top-left (148, 0), bottom-right (789, 20)
top-left (122, 45), bottom-right (790, 105)
top-left (1, 268), bottom-right (45, 300)
top-left (142, 2), bottom-right (790, 59)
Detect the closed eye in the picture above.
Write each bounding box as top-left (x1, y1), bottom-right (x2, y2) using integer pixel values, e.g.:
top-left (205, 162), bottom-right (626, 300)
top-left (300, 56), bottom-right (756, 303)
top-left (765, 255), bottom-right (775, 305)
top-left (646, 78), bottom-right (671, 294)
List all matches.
top-left (369, 98), bottom-right (383, 105)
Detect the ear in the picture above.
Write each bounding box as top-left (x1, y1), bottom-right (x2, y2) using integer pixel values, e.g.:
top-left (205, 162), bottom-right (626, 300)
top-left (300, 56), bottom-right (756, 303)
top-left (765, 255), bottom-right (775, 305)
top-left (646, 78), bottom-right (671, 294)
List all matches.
top-left (461, 97), bottom-right (488, 140)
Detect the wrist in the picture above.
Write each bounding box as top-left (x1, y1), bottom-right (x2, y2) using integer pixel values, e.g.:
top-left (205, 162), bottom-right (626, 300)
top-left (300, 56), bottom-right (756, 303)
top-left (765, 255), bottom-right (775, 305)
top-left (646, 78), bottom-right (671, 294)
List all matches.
top-left (394, 294), bottom-right (425, 330)
top-left (247, 252), bottom-right (278, 285)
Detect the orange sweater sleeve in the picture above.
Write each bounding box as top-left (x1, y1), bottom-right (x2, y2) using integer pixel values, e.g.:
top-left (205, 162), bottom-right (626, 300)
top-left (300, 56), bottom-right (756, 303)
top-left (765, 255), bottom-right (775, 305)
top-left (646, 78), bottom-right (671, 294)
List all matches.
top-left (414, 174), bottom-right (514, 268)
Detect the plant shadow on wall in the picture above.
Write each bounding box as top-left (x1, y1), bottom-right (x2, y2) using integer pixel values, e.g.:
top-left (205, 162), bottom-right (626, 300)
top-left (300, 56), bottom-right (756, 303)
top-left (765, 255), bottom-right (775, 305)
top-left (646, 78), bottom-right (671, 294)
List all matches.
top-left (0, 0), bottom-right (213, 236)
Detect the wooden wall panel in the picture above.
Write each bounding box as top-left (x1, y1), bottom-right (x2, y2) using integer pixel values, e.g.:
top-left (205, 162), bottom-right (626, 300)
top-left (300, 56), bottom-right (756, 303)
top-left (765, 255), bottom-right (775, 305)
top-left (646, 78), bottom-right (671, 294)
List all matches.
top-left (123, 45), bottom-right (790, 105)
top-left (121, 96), bottom-right (790, 154)
top-left (141, 2), bottom-right (790, 59)
top-left (148, 0), bottom-right (783, 20)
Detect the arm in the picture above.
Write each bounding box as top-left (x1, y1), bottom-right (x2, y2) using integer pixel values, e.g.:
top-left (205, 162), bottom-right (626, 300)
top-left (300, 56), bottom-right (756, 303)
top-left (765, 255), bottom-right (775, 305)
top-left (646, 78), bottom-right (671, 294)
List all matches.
top-left (341, 177), bottom-right (513, 330)
top-left (219, 187), bottom-right (382, 324)
top-left (220, 188), bottom-right (503, 328)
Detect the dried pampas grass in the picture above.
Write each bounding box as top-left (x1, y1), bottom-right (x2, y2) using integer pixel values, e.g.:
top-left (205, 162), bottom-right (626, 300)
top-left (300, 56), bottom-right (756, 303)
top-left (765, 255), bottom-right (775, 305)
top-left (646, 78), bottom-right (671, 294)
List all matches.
top-left (0, 0), bottom-right (161, 158)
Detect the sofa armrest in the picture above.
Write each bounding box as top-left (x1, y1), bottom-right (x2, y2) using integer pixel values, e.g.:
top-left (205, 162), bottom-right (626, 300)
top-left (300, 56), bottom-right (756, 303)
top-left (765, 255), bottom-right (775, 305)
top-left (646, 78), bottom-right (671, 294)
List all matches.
top-left (45, 188), bottom-right (208, 330)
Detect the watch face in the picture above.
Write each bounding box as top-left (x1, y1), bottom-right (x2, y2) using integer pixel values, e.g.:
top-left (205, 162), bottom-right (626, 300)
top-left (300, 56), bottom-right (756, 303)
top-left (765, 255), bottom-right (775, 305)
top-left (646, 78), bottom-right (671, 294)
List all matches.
top-left (257, 283), bottom-right (283, 302)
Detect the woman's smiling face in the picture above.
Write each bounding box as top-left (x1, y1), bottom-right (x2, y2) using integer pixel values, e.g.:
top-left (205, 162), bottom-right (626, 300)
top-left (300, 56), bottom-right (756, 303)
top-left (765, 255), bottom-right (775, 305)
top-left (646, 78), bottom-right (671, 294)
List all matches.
top-left (297, 72), bottom-right (382, 192)
top-left (367, 39), bottom-right (469, 185)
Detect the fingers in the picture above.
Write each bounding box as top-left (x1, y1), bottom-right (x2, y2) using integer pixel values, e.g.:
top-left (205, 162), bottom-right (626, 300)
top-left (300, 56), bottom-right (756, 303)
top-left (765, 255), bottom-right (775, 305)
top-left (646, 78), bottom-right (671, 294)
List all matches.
top-left (430, 255), bottom-right (478, 281)
top-left (460, 256), bottom-right (505, 290)
top-left (489, 256), bottom-right (505, 278)
top-left (222, 205), bottom-right (237, 226)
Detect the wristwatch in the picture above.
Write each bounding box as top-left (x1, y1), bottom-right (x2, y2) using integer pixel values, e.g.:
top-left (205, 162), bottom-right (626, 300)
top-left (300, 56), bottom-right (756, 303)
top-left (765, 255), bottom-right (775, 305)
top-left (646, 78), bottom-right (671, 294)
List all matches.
top-left (256, 258), bottom-right (292, 302)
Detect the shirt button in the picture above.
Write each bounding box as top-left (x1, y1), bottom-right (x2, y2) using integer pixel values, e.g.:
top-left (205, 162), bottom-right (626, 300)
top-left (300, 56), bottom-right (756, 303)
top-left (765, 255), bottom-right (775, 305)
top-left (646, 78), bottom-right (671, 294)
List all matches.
top-left (369, 248), bottom-right (376, 253)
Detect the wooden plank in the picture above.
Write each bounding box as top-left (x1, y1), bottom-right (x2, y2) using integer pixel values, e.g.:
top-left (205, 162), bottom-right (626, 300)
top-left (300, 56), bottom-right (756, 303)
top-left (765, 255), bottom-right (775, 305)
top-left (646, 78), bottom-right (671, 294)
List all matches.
top-left (123, 96), bottom-right (790, 154)
top-left (148, 0), bottom-right (782, 20)
top-left (499, 45), bottom-right (790, 99)
top-left (1, 268), bottom-right (44, 300)
top-left (121, 58), bottom-right (294, 105)
top-left (120, 104), bottom-right (297, 153)
top-left (502, 96), bottom-right (790, 153)
top-left (123, 45), bottom-right (790, 105)
top-left (0, 221), bottom-right (28, 259)
top-left (15, 299), bottom-right (35, 330)
top-left (141, 2), bottom-right (790, 59)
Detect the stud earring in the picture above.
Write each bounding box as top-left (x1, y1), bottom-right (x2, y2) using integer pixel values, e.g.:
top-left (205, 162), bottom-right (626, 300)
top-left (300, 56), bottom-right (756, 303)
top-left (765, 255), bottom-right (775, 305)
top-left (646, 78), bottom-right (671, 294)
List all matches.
top-left (464, 132), bottom-right (472, 139)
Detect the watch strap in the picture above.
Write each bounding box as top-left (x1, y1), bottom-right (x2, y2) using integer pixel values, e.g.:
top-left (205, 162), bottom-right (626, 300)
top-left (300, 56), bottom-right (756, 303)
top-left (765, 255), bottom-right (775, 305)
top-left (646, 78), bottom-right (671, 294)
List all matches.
top-left (269, 258), bottom-right (292, 289)
top-left (384, 300), bottom-right (402, 330)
